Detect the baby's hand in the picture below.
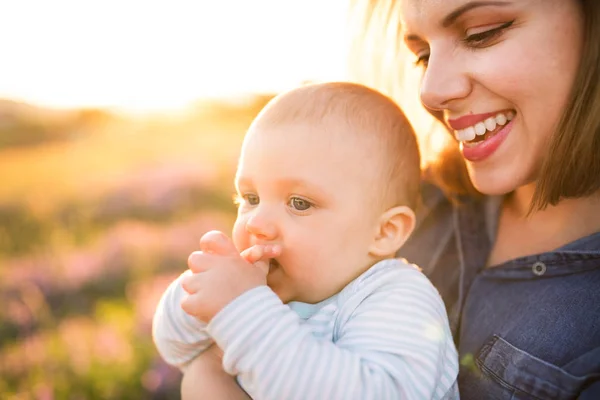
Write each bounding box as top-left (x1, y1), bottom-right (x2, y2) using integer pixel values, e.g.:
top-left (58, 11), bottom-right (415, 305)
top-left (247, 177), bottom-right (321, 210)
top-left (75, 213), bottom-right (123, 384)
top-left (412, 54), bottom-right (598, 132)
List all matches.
top-left (181, 231), bottom-right (280, 322)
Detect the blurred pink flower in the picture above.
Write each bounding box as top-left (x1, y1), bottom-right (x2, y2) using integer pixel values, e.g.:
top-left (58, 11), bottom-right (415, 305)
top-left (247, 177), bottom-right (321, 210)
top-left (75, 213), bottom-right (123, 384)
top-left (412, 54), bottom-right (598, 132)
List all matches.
top-left (126, 273), bottom-right (180, 334)
top-left (94, 325), bottom-right (133, 365)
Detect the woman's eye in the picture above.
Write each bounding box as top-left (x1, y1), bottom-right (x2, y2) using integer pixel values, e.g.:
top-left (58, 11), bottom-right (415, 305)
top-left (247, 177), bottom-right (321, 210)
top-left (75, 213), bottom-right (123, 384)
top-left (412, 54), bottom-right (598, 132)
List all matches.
top-left (289, 197), bottom-right (312, 211)
top-left (463, 20), bottom-right (514, 47)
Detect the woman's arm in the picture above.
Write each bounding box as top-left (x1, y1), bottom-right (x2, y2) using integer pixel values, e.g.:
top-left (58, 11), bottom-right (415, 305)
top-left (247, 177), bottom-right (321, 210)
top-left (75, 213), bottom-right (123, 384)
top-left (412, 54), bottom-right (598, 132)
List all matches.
top-left (181, 345), bottom-right (251, 400)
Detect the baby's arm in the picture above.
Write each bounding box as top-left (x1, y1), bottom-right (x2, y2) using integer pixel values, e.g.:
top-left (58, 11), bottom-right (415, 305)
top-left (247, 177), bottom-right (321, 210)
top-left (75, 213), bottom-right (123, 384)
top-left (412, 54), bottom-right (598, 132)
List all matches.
top-left (181, 345), bottom-right (251, 400)
top-left (152, 270), bottom-right (213, 369)
top-left (206, 267), bottom-right (459, 400)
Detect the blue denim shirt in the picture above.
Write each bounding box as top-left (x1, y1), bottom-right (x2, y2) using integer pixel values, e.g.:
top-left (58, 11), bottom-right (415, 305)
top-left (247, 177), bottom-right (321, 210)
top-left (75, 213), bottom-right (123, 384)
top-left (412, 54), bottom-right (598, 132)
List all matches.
top-left (398, 183), bottom-right (600, 399)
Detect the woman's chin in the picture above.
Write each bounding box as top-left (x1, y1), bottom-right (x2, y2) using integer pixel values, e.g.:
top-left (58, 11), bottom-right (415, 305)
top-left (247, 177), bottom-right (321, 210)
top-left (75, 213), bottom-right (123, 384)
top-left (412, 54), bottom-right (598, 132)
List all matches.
top-left (467, 168), bottom-right (524, 197)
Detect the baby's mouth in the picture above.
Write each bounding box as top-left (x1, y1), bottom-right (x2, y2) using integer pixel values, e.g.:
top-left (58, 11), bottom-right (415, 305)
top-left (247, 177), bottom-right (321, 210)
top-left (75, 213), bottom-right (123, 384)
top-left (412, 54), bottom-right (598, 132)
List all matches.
top-left (269, 258), bottom-right (281, 272)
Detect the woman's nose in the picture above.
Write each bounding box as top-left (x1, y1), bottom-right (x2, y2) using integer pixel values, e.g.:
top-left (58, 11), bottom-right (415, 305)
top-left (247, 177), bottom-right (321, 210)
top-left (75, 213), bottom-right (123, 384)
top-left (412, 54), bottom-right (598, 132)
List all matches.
top-left (245, 208), bottom-right (278, 241)
top-left (419, 50), bottom-right (472, 111)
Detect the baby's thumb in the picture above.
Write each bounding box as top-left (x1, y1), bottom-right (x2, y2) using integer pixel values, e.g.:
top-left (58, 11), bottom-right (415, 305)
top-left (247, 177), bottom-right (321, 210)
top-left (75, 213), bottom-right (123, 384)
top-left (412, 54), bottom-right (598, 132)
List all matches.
top-left (199, 230), bottom-right (238, 256)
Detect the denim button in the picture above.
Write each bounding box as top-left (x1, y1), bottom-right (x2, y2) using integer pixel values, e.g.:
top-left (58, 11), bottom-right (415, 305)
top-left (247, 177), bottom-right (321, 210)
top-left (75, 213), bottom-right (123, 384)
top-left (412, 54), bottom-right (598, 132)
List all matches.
top-left (532, 261), bottom-right (546, 276)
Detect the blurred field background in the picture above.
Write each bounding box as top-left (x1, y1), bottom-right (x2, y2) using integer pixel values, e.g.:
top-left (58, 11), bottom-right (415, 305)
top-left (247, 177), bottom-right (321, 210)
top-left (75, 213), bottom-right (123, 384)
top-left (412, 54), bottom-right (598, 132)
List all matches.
top-left (0, 96), bottom-right (276, 399)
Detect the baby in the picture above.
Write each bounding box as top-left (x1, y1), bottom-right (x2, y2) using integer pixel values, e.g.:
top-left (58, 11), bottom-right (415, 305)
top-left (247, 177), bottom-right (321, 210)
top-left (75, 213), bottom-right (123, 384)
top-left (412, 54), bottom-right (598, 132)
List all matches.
top-left (152, 82), bottom-right (459, 399)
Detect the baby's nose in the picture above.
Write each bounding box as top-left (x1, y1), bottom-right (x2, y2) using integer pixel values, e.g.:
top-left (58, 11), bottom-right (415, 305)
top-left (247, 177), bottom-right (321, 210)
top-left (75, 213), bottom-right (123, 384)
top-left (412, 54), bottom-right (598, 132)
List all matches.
top-left (245, 210), bottom-right (278, 240)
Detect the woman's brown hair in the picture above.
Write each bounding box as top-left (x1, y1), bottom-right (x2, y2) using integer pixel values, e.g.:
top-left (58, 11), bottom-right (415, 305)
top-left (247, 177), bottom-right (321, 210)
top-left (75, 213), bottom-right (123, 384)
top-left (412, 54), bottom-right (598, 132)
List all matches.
top-left (348, 0), bottom-right (600, 210)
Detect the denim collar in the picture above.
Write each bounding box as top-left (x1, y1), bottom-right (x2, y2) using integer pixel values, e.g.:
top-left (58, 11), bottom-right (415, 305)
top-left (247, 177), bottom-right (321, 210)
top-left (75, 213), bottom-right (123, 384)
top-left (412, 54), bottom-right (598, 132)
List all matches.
top-left (453, 195), bottom-right (600, 315)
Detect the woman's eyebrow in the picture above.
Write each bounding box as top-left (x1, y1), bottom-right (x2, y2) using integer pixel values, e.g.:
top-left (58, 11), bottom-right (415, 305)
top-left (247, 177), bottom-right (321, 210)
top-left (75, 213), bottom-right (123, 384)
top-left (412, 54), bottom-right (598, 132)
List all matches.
top-left (403, 0), bottom-right (510, 42)
top-left (442, 1), bottom-right (510, 27)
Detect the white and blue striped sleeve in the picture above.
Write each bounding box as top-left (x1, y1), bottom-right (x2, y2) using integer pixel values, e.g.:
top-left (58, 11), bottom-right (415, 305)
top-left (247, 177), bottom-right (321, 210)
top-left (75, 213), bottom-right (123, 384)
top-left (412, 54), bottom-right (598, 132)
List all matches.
top-left (152, 270), bottom-right (213, 370)
top-left (207, 270), bottom-right (458, 400)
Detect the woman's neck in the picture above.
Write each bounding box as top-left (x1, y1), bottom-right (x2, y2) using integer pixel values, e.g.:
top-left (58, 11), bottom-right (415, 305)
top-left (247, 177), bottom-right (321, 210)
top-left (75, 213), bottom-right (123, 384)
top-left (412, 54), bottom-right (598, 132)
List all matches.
top-left (487, 183), bottom-right (600, 267)
top-left (510, 183), bottom-right (600, 229)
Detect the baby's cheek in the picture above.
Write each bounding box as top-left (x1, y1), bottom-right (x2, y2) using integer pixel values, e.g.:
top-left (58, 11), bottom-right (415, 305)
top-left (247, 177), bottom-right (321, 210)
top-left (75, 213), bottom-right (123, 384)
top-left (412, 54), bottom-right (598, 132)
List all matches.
top-left (231, 217), bottom-right (249, 252)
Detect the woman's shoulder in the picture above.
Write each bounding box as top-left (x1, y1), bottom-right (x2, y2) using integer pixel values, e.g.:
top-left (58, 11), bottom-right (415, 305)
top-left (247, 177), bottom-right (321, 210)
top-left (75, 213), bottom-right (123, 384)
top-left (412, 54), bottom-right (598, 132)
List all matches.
top-left (417, 179), bottom-right (449, 216)
top-left (396, 182), bottom-right (453, 324)
top-left (398, 180), bottom-right (495, 321)
top-left (410, 178), bottom-right (498, 247)
top-left (399, 180), bottom-right (459, 272)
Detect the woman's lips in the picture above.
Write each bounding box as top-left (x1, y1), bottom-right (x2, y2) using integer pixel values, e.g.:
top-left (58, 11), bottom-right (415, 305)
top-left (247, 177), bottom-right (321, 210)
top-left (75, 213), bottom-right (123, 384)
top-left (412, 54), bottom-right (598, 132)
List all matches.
top-left (461, 117), bottom-right (515, 162)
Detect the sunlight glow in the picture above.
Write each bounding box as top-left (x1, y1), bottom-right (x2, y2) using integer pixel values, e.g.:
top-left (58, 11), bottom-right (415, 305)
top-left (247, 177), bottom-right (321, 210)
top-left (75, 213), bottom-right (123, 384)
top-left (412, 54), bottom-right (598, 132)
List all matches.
top-left (0, 0), bottom-right (349, 112)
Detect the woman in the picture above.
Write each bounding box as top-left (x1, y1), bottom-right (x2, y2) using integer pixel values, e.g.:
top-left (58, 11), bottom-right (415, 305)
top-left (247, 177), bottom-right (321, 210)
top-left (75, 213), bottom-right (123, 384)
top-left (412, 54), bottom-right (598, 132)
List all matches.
top-left (181, 0), bottom-right (600, 398)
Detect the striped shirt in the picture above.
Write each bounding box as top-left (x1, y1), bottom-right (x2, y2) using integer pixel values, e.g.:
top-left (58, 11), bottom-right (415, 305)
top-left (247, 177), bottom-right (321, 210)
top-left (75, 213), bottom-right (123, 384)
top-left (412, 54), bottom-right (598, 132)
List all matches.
top-left (153, 258), bottom-right (459, 399)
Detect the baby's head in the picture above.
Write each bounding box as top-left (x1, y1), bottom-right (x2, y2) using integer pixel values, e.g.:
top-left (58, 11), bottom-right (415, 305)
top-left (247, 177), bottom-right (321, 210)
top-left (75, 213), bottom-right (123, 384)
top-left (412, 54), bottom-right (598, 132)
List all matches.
top-left (233, 82), bottom-right (421, 304)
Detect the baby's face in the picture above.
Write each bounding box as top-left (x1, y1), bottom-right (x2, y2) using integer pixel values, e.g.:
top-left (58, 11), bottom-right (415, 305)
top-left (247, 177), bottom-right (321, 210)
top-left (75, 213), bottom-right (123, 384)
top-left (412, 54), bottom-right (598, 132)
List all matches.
top-left (232, 122), bottom-right (385, 304)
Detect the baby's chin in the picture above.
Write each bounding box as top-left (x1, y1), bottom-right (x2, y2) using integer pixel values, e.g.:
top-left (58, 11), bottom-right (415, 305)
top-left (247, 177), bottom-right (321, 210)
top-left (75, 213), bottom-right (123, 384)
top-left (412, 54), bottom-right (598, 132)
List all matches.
top-left (267, 285), bottom-right (293, 304)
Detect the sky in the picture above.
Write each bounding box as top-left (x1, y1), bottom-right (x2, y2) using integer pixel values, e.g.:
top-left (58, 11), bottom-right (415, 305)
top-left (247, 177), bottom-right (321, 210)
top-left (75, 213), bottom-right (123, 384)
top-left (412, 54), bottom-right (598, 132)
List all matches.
top-left (0, 0), bottom-right (350, 112)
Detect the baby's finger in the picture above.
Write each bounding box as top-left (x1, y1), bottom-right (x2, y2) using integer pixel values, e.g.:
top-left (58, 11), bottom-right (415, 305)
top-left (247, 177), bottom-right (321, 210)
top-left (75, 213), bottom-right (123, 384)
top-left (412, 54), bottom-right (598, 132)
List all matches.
top-left (181, 292), bottom-right (202, 318)
top-left (240, 244), bottom-right (281, 264)
top-left (181, 272), bottom-right (202, 294)
top-left (253, 259), bottom-right (271, 276)
top-left (262, 244), bottom-right (282, 259)
top-left (188, 251), bottom-right (224, 273)
top-left (199, 231), bottom-right (238, 256)
top-left (240, 245), bottom-right (265, 264)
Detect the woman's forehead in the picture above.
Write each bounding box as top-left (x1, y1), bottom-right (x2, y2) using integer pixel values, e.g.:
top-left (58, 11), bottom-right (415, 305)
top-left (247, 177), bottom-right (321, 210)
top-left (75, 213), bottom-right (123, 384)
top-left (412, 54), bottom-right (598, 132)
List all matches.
top-left (400, 0), bottom-right (510, 29)
top-left (399, 0), bottom-right (449, 29)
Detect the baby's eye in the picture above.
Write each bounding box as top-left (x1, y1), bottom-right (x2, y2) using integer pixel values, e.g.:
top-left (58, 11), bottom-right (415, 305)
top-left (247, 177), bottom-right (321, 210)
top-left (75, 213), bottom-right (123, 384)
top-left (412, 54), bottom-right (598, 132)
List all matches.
top-left (235, 193), bottom-right (259, 207)
top-left (288, 197), bottom-right (312, 212)
top-left (245, 194), bottom-right (260, 206)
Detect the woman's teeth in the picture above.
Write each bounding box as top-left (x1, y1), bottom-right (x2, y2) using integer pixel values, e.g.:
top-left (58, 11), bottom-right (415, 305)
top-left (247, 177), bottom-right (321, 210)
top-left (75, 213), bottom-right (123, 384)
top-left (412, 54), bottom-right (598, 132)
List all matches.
top-left (455, 111), bottom-right (515, 142)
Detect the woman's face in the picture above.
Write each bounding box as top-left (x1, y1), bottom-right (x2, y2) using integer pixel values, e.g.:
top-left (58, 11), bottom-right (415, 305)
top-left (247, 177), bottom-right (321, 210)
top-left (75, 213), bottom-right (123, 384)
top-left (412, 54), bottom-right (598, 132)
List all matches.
top-left (401, 0), bottom-right (584, 195)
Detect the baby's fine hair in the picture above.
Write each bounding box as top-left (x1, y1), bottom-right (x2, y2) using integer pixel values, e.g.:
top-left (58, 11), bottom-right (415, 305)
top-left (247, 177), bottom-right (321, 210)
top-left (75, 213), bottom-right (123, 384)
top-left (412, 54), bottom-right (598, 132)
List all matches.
top-left (250, 82), bottom-right (421, 210)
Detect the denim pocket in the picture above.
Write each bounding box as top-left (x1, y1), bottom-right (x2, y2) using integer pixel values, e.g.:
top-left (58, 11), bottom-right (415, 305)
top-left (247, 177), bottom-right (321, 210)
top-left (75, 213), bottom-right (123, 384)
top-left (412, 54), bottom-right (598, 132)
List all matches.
top-left (476, 335), bottom-right (593, 400)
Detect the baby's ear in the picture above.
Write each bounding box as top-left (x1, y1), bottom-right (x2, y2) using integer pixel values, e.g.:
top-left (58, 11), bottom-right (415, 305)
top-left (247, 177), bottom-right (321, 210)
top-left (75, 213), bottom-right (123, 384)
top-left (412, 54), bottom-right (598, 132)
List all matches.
top-left (369, 205), bottom-right (416, 258)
